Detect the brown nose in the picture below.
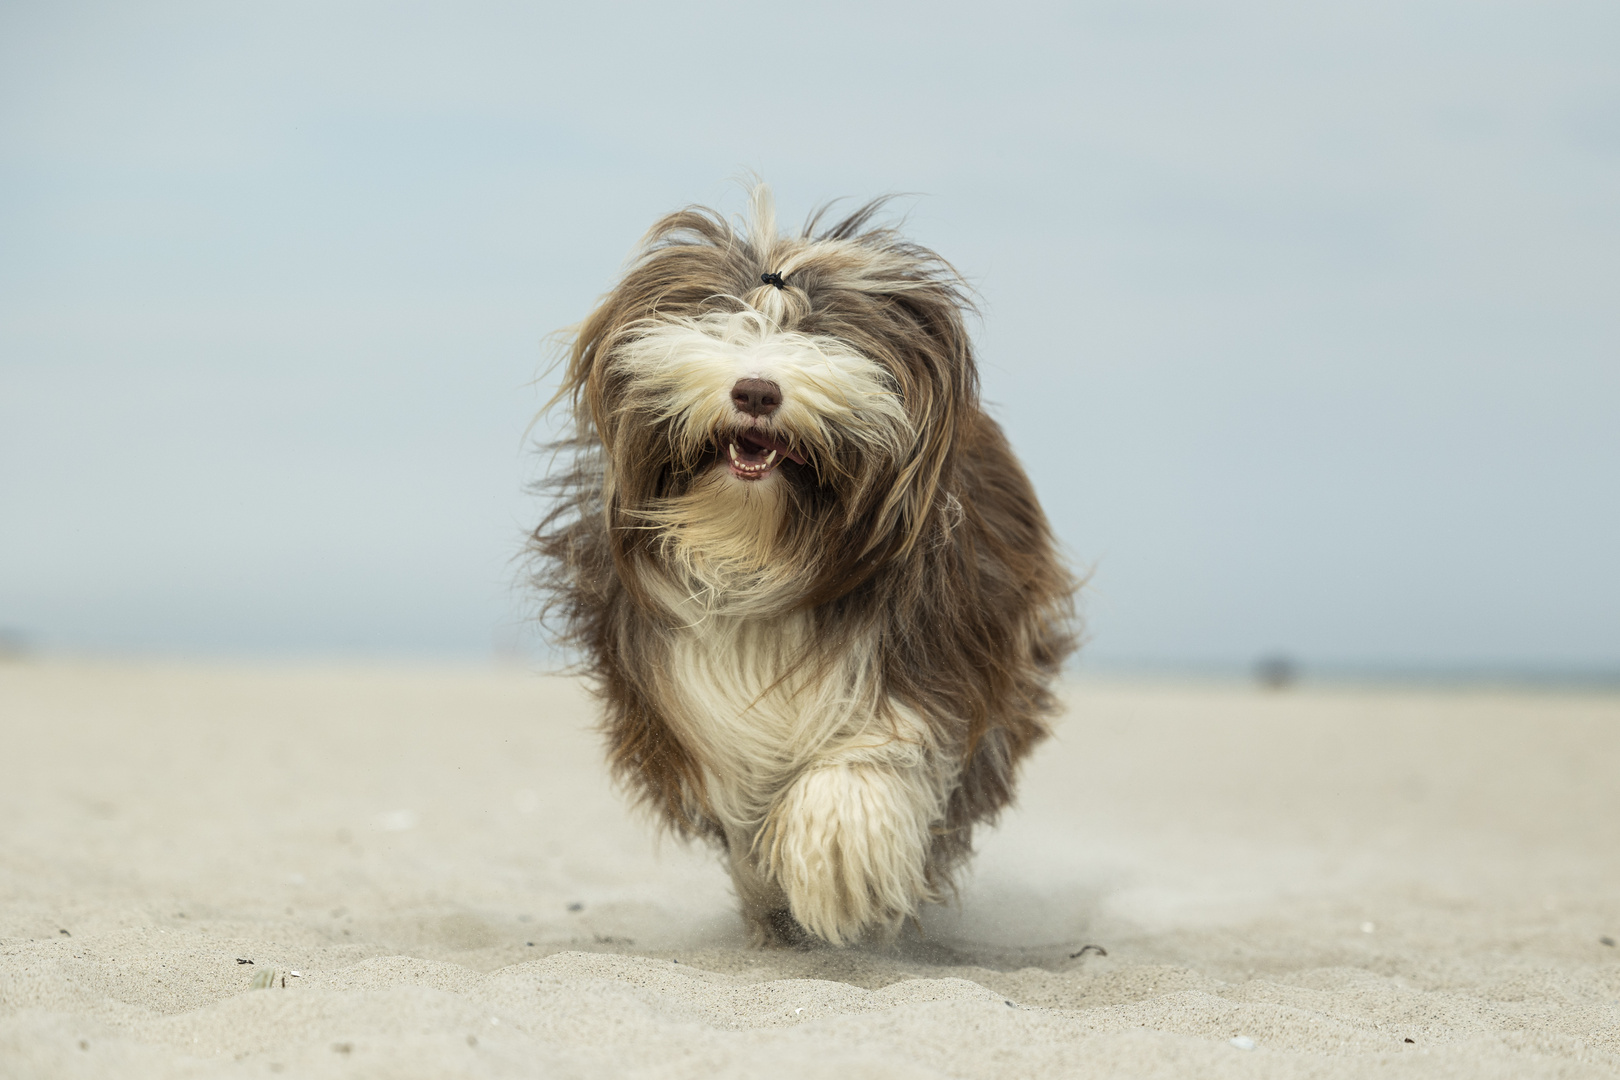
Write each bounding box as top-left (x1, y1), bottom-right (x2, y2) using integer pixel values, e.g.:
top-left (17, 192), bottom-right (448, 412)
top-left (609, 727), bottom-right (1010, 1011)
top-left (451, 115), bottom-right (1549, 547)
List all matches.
top-left (730, 378), bottom-right (782, 417)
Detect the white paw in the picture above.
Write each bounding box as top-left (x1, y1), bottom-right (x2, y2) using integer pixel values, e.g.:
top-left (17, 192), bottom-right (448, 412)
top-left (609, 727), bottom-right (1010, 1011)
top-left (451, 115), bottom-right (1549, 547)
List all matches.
top-left (763, 762), bottom-right (936, 945)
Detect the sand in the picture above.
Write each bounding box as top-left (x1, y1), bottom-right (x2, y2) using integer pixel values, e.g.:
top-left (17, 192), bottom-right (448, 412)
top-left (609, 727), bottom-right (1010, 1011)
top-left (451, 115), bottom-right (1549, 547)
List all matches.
top-left (1, 659), bottom-right (1617, 1078)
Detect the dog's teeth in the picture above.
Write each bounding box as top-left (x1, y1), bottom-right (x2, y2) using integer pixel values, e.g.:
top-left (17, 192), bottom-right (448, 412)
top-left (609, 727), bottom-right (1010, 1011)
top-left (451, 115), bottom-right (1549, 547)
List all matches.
top-left (728, 443), bottom-right (739, 462)
top-left (764, 450), bottom-right (776, 466)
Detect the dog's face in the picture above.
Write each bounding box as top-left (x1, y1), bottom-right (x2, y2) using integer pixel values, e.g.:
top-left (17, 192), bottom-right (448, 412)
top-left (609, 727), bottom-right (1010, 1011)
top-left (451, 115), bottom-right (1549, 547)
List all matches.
top-left (609, 309), bottom-right (910, 491)
top-left (559, 189), bottom-right (977, 613)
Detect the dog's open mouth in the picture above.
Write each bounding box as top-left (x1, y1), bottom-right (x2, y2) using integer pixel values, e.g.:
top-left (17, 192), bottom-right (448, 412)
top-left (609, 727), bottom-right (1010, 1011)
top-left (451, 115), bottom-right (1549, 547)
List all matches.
top-left (725, 429), bottom-right (806, 482)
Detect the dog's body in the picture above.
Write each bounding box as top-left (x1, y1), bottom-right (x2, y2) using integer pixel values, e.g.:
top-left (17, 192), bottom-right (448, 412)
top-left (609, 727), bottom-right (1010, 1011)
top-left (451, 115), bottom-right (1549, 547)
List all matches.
top-left (532, 188), bottom-right (1076, 946)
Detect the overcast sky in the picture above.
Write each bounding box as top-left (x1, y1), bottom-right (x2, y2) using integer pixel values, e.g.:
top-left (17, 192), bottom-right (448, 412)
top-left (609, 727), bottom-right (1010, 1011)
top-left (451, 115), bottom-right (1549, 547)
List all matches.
top-left (2, 1), bottom-right (1616, 672)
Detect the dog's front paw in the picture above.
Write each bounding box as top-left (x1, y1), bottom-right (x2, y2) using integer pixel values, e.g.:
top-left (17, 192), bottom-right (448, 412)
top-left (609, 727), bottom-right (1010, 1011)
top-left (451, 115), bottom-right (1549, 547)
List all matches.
top-left (762, 762), bottom-right (936, 946)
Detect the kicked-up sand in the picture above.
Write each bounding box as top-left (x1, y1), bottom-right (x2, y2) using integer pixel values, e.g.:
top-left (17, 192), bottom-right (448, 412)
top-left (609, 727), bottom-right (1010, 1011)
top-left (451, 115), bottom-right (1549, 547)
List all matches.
top-left (1, 659), bottom-right (1617, 1078)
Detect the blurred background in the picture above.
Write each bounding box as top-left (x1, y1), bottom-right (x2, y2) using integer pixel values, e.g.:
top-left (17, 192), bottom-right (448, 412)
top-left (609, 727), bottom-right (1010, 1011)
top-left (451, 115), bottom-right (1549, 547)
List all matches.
top-left (1, 1), bottom-right (1616, 681)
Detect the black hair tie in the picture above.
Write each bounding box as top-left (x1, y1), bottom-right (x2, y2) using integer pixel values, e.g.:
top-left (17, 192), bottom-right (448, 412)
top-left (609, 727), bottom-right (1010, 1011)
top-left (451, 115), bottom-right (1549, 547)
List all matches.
top-left (760, 271), bottom-right (786, 289)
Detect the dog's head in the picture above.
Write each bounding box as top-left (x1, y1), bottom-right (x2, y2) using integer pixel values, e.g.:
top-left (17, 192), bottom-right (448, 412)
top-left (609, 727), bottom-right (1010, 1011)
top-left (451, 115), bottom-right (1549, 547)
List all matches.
top-left (556, 186), bottom-right (978, 614)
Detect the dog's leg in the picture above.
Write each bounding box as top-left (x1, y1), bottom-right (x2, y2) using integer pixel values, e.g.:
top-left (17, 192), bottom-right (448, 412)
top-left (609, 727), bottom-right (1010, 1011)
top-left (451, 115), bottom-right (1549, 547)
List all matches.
top-left (723, 828), bottom-right (810, 947)
top-left (762, 755), bottom-right (943, 946)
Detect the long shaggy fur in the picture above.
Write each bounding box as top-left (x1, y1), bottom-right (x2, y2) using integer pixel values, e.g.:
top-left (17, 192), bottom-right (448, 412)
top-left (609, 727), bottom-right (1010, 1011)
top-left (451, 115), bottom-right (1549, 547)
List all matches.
top-left (531, 186), bottom-right (1077, 946)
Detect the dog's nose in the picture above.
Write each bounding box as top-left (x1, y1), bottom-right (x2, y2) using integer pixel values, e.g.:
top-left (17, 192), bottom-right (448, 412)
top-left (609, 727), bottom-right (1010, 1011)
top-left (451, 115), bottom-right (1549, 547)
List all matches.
top-left (730, 378), bottom-right (782, 417)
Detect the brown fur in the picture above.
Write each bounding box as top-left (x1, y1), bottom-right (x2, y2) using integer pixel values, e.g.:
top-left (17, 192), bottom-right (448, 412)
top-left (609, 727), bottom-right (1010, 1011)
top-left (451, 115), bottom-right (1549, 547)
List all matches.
top-left (531, 192), bottom-right (1078, 943)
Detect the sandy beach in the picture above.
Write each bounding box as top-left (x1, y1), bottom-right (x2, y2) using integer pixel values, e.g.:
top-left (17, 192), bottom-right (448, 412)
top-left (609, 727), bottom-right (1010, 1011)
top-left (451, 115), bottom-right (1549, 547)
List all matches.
top-left (1, 659), bottom-right (1617, 1078)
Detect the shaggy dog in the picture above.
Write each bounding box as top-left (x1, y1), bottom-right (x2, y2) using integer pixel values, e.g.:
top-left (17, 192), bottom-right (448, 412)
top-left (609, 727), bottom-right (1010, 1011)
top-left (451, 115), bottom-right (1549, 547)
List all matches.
top-left (532, 186), bottom-right (1076, 947)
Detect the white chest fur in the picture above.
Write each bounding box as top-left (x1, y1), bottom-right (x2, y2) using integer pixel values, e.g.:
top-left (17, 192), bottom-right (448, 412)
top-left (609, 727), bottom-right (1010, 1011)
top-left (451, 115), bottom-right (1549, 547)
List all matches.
top-left (661, 611), bottom-right (903, 831)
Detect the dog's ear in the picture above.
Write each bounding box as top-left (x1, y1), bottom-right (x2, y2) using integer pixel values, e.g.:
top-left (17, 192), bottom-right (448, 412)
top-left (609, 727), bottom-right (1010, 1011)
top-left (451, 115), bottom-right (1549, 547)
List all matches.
top-left (560, 208), bottom-right (740, 448)
top-left (557, 295), bottom-right (616, 444)
top-left (792, 229), bottom-right (981, 608)
top-left (867, 276), bottom-right (978, 561)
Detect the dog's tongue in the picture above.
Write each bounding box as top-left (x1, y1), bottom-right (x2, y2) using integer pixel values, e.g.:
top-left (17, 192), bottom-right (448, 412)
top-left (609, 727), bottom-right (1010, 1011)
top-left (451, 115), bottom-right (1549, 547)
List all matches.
top-left (739, 430), bottom-right (806, 465)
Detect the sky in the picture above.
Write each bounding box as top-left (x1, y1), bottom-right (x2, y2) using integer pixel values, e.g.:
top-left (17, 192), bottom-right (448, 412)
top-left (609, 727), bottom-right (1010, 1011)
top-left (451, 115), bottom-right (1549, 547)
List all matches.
top-left (1, 0), bottom-right (1616, 672)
